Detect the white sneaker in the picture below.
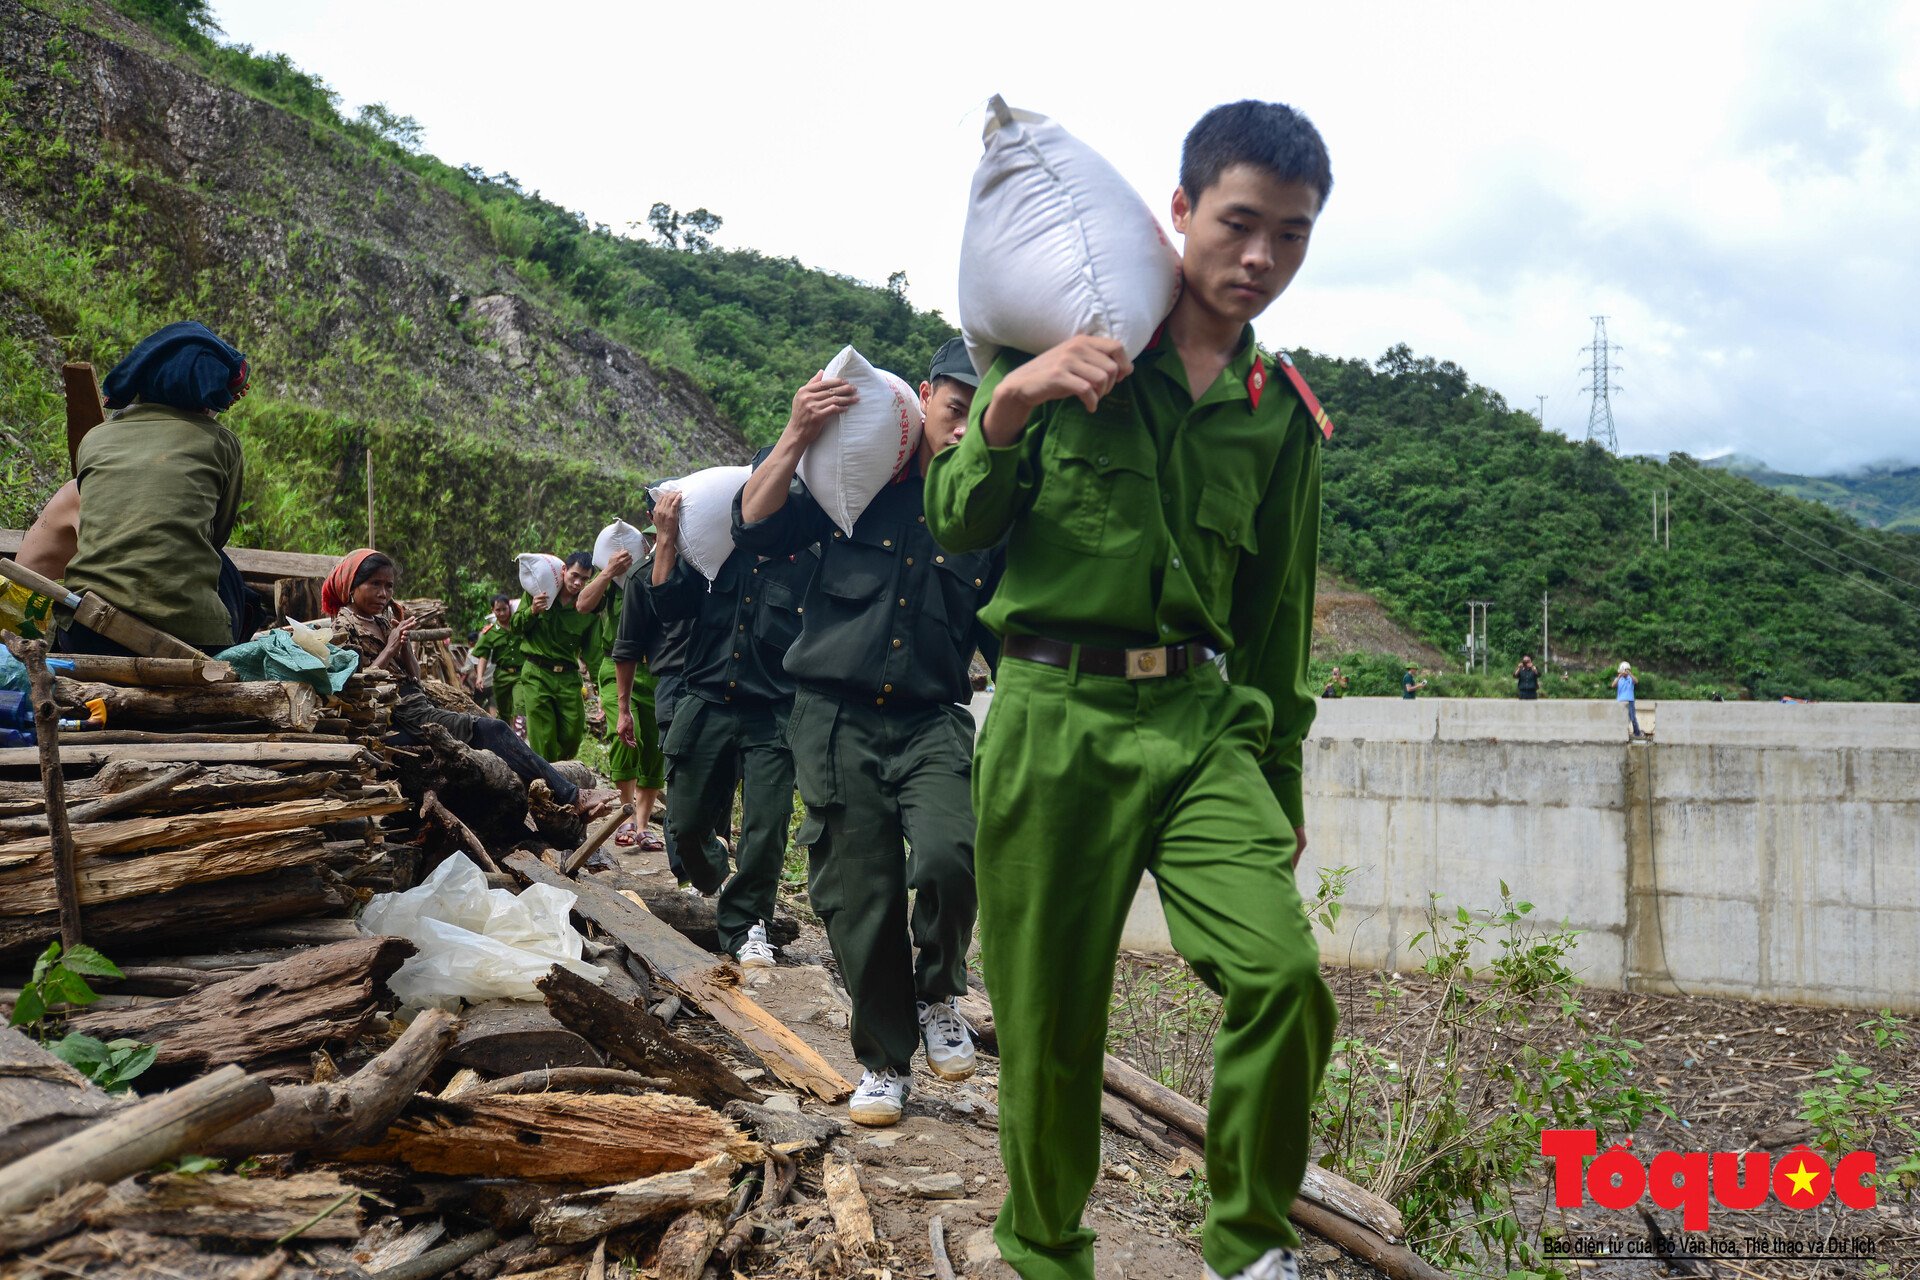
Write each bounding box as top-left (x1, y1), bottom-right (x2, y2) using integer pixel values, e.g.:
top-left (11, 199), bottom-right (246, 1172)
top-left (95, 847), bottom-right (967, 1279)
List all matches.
top-left (1205, 1248), bottom-right (1300, 1280)
top-left (848, 1068), bottom-right (909, 1127)
top-left (917, 998), bottom-right (978, 1081)
top-left (737, 922), bottom-right (776, 968)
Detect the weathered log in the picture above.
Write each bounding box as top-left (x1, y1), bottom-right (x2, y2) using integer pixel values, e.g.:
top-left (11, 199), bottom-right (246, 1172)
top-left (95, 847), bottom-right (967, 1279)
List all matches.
top-left (55, 677), bottom-right (322, 732)
top-left (0, 741), bottom-right (372, 769)
top-left (657, 1209), bottom-right (725, 1280)
top-left (531, 1152), bottom-right (738, 1244)
top-left (1290, 1197), bottom-right (1451, 1280)
top-left (218, 916), bottom-right (361, 949)
top-left (86, 1170), bottom-right (364, 1240)
top-left (0, 790), bottom-right (403, 868)
top-left (722, 1099), bottom-right (845, 1150)
top-left (0, 1181), bottom-right (106, 1254)
top-left (538, 965), bottom-right (758, 1106)
top-left (338, 1091), bottom-right (760, 1184)
top-left (0, 830), bottom-right (329, 915)
top-left (463, 1066), bottom-right (672, 1098)
top-left (62, 762), bottom-right (203, 825)
top-left (56, 655), bottom-right (234, 686)
top-left (199, 1007), bottom-right (458, 1157)
top-left (509, 853), bottom-right (852, 1103)
top-left (0, 1028), bottom-right (114, 1167)
top-left (822, 1155), bottom-right (879, 1264)
top-left (421, 789), bottom-right (500, 874)
top-left (369, 1228), bottom-right (501, 1280)
top-left (65, 936), bottom-right (413, 1073)
top-left (444, 1001), bottom-right (604, 1076)
top-left (0, 866), bottom-right (348, 961)
top-left (0, 1064), bottom-right (271, 1220)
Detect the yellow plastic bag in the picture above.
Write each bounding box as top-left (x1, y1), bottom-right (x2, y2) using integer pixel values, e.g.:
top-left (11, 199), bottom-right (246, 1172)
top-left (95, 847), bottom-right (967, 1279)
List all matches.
top-left (0, 582), bottom-right (56, 642)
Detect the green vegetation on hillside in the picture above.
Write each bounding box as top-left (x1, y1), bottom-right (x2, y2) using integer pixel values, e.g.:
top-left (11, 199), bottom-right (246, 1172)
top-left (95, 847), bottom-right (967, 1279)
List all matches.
top-left (1709, 457), bottom-right (1920, 534)
top-left (1303, 345), bottom-right (1920, 701)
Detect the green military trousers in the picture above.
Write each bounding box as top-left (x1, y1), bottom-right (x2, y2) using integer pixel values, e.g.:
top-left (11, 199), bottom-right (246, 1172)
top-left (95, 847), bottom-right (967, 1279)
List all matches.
top-left (517, 661), bottom-right (585, 762)
top-left (662, 696), bottom-right (795, 958)
top-left (596, 659), bottom-right (666, 787)
top-left (788, 688), bottom-right (978, 1075)
top-left (492, 672), bottom-right (518, 723)
top-left (974, 655), bottom-right (1337, 1280)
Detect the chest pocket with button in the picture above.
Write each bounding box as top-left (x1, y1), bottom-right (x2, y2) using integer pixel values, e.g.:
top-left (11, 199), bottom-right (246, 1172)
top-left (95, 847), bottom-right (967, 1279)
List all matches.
top-left (752, 573), bottom-right (805, 655)
top-left (926, 547), bottom-right (995, 640)
top-left (1189, 481), bottom-right (1261, 594)
top-left (818, 524), bottom-right (898, 603)
top-left (1029, 415), bottom-right (1155, 559)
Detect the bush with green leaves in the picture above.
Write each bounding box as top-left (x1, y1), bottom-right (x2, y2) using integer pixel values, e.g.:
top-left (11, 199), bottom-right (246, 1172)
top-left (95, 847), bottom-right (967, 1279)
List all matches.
top-left (1798, 1012), bottom-right (1919, 1201)
top-left (7, 941), bottom-right (156, 1093)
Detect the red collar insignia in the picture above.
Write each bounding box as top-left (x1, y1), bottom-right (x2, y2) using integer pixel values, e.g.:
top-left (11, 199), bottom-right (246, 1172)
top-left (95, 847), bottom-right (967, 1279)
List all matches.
top-left (1277, 353), bottom-right (1334, 439)
top-left (1247, 355), bottom-right (1266, 410)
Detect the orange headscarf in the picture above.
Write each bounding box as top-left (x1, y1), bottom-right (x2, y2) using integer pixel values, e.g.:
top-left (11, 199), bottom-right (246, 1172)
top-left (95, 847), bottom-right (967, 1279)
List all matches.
top-left (321, 548), bottom-right (404, 619)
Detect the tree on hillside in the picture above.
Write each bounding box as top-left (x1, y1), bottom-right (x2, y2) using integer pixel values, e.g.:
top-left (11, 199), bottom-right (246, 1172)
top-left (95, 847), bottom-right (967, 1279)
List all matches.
top-left (644, 203), bottom-right (724, 252)
top-left (354, 102), bottom-right (424, 151)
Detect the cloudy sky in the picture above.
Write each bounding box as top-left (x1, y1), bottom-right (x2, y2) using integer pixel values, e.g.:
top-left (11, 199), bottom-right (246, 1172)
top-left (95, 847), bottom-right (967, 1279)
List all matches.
top-left (210, 0), bottom-right (1919, 475)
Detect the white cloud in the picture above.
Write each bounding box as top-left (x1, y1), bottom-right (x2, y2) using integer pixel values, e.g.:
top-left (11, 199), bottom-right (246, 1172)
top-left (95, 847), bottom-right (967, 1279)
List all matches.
top-left (207, 0), bottom-right (1920, 474)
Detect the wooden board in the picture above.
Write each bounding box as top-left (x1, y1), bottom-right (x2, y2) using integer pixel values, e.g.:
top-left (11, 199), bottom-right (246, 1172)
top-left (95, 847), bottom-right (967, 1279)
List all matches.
top-left (509, 853), bottom-right (852, 1103)
top-left (0, 829), bottom-right (329, 915)
top-left (0, 866), bottom-right (348, 961)
top-left (444, 1001), bottom-right (605, 1075)
top-left (0, 1027), bottom-right (113, 1168)
top-left (88, 1170), bottom-right (363, 1240)
top-left (538, 965), bottom-right (758, 1106)
top-left (0, 792), bottom-right (404, 865)
top-left (338, 1091), bottom-right (761, 1185)
top-left (0, 741), bottom-right (372, 770)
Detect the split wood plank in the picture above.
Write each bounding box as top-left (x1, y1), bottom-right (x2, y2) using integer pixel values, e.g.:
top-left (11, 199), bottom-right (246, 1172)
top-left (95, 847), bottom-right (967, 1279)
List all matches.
top-left (200, 1006), bottom-right (457, 1156)
top-left (0, 830), bottom-right (328, 915)
top-left (338, 1090), bottom-right (761, 1184)
top-left (0, 741), bottom-right (372, 769)
top-left (538, 964), bottom-right (758, 1105)
top-left (56, 676), bottom-right (322, 730)
top-left (66, 936), bottom-right (413, 1072)
top-left (87, 1170), bottom-right (364, 1240)
top-left (0, 791), bottom-right (404, 866)
top-left (0, 1064), bottom-right (271, 1219)
top-left (56, 655), bottom-right (234, 686)
top-left (531, 1152), bottom-right (738, 1244)
top-left (509, 852), bottom-right (852, 1103)
top-left (561, 802), bottom-right (631, 876)
top-left (822, 1154), bottom-right (879, 1261)
top-left (0, 865), bottom-right (347, 960)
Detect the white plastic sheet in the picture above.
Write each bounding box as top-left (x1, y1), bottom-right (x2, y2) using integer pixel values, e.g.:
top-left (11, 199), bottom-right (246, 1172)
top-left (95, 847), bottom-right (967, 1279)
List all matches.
top-left (359, 852), bottom-right (604, 1011)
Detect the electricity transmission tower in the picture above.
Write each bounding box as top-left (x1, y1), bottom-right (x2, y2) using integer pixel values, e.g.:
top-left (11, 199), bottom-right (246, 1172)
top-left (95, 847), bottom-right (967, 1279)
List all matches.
top-left (1580, 316), bottom-right (1623, 452)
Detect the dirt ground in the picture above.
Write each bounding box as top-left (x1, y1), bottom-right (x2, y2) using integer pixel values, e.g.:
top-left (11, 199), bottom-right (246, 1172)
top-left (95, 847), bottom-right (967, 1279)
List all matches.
top-left (591, 832), bottom-right (1917, 1280)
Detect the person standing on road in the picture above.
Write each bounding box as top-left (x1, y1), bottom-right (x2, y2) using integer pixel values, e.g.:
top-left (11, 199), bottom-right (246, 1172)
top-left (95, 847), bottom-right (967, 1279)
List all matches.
top-left (734, 338), bottom-right (1002, 1129)
top-left (926, 100), bottom-right (1339, 1280)
top-left (1612, 660), bottom-right (1645, 739)
top-left (512, 551), bottom-right (617, 761)
top-left (1320, 666), bottom-right (1347, 698)
top-left (1514, 655), bottom-right (1540, 701)
top-left (472, 594), bottom-right (524, 723)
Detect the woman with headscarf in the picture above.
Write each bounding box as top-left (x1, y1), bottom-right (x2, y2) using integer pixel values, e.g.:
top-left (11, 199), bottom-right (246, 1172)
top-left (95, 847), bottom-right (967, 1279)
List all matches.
top-left (58, 321), bottom-right (254, 655)
top-left (324, 548), bottom-right (605, 818)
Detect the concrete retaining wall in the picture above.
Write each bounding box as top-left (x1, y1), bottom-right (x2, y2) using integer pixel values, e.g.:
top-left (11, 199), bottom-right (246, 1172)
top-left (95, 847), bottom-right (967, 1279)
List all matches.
top-left (1110, 698), bottom-right (1920, 1013)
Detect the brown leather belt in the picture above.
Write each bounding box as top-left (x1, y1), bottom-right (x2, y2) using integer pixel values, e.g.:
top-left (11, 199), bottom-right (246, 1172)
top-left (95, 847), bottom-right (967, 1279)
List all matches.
top-left (1002, 635), bottom-right (1220, 680)
top-left (525, 657), bottom-right (575, 674)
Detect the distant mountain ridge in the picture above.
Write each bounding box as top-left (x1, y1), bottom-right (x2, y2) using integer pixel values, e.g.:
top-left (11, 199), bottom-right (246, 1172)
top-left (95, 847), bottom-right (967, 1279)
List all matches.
top-left (1703, 455), bottom-right (1920, 533)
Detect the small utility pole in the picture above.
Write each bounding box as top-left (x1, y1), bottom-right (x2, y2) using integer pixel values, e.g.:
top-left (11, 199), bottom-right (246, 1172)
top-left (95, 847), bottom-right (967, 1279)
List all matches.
top-left (1653, 493), bottom-right (1659, 545)
top-left (1535, 394), bottom-right (1548, 426)
top-left (1542, 592), bottom-right (1550, 669)
top-left (1465, 600), bottom-right (1492, 673)
top-left (365, 439), bottom-right (376, 548)
top-left (1665, 488), bottom-right (1671, 550)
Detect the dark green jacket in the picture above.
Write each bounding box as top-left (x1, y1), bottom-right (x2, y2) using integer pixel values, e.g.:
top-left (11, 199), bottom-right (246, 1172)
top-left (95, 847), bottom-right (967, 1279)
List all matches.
top-left (733, 470), bottom-right (1000, 709)
top-left (650, 546), bottom-right (816, 709)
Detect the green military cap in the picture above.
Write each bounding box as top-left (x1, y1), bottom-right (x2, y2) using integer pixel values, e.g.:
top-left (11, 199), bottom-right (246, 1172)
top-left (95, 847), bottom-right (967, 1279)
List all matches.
top-left (928, 337), bottom-right (980, 388)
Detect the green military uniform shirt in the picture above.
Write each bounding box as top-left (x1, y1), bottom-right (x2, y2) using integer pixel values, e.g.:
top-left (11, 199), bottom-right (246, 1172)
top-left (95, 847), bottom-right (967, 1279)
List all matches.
top-left (924, 326), bottom-right (1321, 826)
top-left (731, 470), bottom-right (1001, 709)
top-left (509, 591), bottom-right (597, 667)
top-left (650, 546), bottom-right (815, 708)
top-left (471, 618), bottom-right (525, 675)
top-left (62, 403), bottom-right (245, 647)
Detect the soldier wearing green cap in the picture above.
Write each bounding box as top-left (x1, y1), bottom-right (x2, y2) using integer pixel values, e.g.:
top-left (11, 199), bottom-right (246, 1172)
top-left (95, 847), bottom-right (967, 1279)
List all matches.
top-left (735, 338), bottom-right (1000, 1128)
top-left (471, 594), bottom-right (524, 722)
top-left (926, 101), bottom-right (1340, 1280)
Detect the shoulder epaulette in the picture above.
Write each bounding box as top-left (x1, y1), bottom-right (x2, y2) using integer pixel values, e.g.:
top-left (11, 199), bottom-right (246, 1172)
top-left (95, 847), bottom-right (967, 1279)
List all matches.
top-left (1277, 353), bottom-right (1334, 440)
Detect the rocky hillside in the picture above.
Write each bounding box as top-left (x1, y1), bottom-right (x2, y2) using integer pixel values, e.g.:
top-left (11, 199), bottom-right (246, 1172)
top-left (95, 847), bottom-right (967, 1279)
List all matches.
top-left (1, 0), bottom-right (748, 606)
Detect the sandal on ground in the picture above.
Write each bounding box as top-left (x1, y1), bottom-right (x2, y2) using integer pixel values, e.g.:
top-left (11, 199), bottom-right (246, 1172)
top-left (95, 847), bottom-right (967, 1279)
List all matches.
top-left (613, 822), bottom-right (639, 848)
top-left (637, 830), bottom-right (665, 852)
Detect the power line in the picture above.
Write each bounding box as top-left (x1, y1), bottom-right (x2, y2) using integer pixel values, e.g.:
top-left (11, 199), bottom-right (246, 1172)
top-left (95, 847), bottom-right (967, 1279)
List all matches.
top-left (1664, 463), bottom-right (1920, 619)
top-left (1580, 316), bottom-right (1623, 453)
top-left (1680, 455), bottom-right (1920, 576)
top-left (1668, 456), bottom-right (1920, 594)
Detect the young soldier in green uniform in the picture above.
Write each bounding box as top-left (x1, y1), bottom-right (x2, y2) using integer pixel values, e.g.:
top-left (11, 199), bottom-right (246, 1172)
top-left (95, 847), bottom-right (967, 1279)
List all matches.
top-left (650, 466), bottom-right (816, 964)
top-left (735, 339), bottom-right (1000, 1127)
top-left (586, 548), bottom-right (665, 849)
top-left (471, 595), bottom-right (524, 722)
top-left (925, 102), bottom-right (1339, 1280)
top-left (512, 551), bottom-right (618, 762)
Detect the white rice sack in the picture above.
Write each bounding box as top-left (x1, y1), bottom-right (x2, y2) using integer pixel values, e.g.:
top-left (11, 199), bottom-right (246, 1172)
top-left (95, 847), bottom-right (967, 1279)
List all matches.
top-left (649, 465), bottom-right (751, 580)
top-left (593, 519), bottom-right (647, 571)
top-left (798, 345), bottom-right (924, 536)
top-left (959, 94), bottom-right (1180, 375)
top-left (516, 553), bottom-right (564, 600)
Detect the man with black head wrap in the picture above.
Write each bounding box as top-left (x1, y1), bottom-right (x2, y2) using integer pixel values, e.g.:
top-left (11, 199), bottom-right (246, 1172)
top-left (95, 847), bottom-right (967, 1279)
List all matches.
top-left (59, 321), bottom-right (252, 654)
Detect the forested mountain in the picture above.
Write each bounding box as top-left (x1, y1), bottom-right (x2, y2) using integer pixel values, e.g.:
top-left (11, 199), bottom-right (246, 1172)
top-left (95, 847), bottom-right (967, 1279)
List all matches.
top-left (4, 0), bottom-right (1917, 698)
top-left (1705, 455), bottom-right (1920, 534)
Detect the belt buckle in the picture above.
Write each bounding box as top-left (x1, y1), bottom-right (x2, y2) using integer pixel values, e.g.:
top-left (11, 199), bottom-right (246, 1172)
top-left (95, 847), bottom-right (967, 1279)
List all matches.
top-left (1124, 646), bottom-right (1168, 680)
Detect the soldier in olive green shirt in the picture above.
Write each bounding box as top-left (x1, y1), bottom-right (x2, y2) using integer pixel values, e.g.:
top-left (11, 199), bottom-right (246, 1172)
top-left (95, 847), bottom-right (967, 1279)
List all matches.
top-left (925, 102), bottom-right (1339, 1280)
top-left (510, 551), bottom-right (619, 762)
